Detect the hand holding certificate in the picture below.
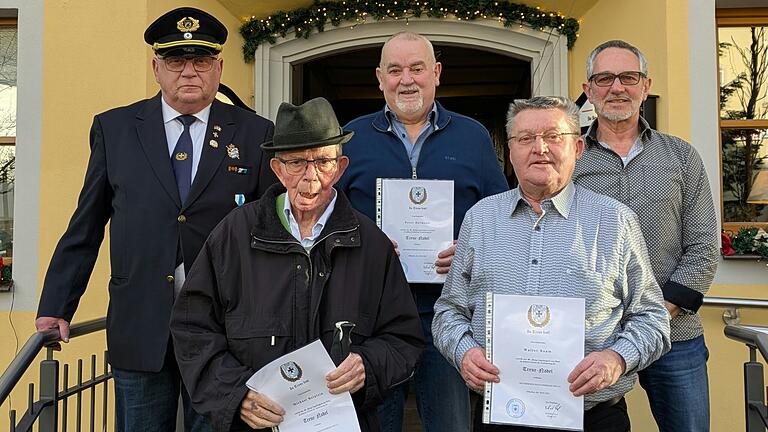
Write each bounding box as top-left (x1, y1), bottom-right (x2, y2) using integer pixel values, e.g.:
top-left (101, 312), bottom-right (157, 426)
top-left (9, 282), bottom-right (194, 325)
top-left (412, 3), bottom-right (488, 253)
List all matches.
top-left (245, 340), bottom-right (361, 432)
top-left (376, 178), bottom-right (454, 283)
top-left (484, 294), bottom-right (585, 430)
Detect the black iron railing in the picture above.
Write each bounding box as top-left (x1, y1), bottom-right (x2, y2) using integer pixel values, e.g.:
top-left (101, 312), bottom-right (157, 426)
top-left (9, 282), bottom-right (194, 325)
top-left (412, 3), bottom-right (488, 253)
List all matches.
top-left (0, 317), bottom-right (111, 432)
top-left (725, 325), bottom-right (768, 432)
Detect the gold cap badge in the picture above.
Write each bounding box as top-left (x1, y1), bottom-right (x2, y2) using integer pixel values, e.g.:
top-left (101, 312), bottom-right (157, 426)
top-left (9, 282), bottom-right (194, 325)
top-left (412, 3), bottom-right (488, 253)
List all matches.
top-left (177, 17), bottom-right (200, 33)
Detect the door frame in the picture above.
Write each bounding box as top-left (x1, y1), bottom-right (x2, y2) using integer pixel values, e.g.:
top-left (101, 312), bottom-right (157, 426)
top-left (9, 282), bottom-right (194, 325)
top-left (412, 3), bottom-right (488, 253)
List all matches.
top-left (252, 17), bottom-right (569, 119)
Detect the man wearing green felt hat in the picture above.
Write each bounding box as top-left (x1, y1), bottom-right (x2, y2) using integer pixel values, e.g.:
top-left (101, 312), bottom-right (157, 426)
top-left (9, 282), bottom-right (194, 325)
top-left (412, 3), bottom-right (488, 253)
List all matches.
top-left (172, 97), bottom-right (425, 431)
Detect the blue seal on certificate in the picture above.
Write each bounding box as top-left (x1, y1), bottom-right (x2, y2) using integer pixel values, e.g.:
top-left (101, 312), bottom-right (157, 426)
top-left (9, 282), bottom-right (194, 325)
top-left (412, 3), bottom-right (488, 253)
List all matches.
top-left (506, 398), bottom-right (526, 418)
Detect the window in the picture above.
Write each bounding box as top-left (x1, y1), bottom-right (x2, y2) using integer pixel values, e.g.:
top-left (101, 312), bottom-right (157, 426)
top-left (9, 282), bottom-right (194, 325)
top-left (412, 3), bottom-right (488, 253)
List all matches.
top-left (0, 17), bottom-right (16, 287)
top-left (717, 9), bottom-right (768, 228)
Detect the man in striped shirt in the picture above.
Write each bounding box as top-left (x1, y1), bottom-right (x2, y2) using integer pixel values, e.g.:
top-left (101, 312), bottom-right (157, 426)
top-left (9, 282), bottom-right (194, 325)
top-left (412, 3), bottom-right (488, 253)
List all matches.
top-left (573, 40), bottom-right (719, 432)
top-left (433, 96), bottom-right (670, 432)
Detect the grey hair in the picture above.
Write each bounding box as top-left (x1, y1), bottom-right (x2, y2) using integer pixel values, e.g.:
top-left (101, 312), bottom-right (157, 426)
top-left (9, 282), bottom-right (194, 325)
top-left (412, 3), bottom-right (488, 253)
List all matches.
top-left (586, 40), bottom-right (648, 78)
top-left (506, 96), bottom-right (580, 137)
top-left (275, 143), bottom-right (343, 159)
top-left (380, 31), bottom-right (437, 66)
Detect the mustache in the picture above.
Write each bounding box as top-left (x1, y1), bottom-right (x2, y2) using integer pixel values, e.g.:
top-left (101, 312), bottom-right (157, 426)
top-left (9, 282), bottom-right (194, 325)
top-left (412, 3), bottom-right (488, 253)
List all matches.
top-left (604, 94), bottom-right (631, 102)
top-left (398, 85), bottom-right (419, 93)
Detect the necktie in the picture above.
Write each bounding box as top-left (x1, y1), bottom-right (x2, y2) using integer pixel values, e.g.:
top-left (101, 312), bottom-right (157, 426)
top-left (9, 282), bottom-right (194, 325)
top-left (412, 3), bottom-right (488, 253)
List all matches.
top-left (172, 115), bottom-right (195, 203)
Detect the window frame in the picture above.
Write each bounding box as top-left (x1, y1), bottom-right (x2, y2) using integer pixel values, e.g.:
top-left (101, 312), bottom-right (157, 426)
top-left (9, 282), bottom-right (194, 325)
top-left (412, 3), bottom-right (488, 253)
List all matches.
top-left (0, 17), bottom-right (16, 281)
top-left (716, 8), bottom-right (768, 231)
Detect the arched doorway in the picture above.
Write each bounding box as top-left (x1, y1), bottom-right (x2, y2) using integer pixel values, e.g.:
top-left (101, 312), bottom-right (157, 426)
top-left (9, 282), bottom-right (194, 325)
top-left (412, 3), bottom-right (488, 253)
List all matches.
top-left (253, 18), bottom-right (569, 114)
top-left (295, 44), bottom-right (531, 186)
top-left (252, 18), bottom-right (568, 187)
top-left (254, 18), bottom-right (568, 187)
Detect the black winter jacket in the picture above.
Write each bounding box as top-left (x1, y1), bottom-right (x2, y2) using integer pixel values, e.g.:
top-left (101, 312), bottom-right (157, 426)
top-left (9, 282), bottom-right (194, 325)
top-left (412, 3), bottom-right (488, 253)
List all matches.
top-left (171, 184), bottom-right (425, 431)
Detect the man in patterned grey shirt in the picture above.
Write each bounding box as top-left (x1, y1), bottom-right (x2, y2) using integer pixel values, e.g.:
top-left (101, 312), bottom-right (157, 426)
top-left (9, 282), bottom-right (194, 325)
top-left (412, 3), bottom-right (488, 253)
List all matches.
top-left (433, 96), bottom-right (670, 432)
top-left (573, 40), bottom-right (719, 432)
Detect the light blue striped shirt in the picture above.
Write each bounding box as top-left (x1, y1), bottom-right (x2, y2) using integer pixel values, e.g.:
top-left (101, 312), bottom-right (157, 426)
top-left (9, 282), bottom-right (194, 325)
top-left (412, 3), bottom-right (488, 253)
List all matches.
top-left (385, 104), bottom-right (439, 169)
top-left (161, 98), bottom-right (210, 181)
top-left (432, 182), bottom-right (670, 409)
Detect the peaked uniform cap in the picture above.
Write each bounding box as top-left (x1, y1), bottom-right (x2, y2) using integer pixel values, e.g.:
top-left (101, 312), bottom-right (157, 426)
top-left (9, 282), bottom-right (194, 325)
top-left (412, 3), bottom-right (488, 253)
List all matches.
top-left (145, 7), bottom-right (227, 57)
top-left (261, 97), bottom-right (354, 151)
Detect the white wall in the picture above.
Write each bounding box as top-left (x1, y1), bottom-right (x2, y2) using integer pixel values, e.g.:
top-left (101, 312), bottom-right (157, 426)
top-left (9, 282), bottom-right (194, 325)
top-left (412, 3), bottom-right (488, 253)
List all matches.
top-left (0, 0), bottom-right (43, 311)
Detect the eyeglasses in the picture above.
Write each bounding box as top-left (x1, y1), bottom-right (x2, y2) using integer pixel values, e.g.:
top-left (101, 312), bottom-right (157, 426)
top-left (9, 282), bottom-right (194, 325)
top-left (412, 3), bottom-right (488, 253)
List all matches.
top-left (509, 131), bottom-right (580, 146)
top-left (159, 56), bottom-right (217, 72)
top-left (277, 157), bottom-right (339, 175)
top-left (588, 71), bottom-right (646, 87)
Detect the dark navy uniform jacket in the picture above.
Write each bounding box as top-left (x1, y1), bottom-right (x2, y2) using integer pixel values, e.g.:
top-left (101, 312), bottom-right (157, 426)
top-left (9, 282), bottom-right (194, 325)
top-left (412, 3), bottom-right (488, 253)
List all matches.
top-left (37, 93), bottom-right (277, 372)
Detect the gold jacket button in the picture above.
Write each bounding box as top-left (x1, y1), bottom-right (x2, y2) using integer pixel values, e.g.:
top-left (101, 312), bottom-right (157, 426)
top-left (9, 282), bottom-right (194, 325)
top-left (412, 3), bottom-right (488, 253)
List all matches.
top-left (166, 275), bottom-right (175, 283)
top-left (178, 215), bottom-right (186, 223)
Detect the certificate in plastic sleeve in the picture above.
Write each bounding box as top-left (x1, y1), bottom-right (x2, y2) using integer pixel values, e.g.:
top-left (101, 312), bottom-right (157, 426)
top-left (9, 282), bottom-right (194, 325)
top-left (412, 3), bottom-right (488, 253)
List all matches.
top-left (483, 294), bottom-right (585, 430)
top-left (246, 340), bottom-right (361, 432)
top-left (375, 178), bottom-right (453, 283)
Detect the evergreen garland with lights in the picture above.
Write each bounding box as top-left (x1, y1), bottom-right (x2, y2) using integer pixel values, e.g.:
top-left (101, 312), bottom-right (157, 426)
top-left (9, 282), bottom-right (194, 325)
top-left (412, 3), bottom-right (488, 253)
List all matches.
top-left (240, 0), bottom-right (579, 62)
top-left (727, 227), bottom-right (768, 258)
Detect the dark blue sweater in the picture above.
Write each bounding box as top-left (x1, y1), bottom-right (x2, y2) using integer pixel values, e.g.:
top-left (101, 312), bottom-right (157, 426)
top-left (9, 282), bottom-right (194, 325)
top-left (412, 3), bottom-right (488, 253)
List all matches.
top-left (338, 101), bottom-right (509, 242)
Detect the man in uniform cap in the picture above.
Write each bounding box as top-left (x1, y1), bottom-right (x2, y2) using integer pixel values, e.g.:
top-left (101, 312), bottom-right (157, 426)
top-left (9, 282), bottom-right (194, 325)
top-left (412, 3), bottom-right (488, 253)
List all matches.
top-left (35, 7), bottom-right (276, 431)
top-left (171, 97), bottom-right (425, 432)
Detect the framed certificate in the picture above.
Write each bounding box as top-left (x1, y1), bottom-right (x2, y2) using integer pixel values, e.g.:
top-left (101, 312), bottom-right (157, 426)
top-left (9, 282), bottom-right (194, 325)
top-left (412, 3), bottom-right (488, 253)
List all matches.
top-left (376, 178), bottom-right (453, 283)
top-left (484, 293), bottom-right (585, 430)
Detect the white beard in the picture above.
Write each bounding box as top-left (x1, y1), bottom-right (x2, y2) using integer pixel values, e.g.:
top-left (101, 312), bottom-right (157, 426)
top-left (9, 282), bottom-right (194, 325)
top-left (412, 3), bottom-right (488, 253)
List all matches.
top-left (594, 96), bottom-right (641, 122)
top-left (395, 90), bottom-right (424, 114)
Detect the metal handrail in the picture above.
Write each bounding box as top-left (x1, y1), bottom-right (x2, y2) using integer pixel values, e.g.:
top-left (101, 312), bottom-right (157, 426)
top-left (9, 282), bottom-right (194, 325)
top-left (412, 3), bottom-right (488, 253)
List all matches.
top-left (704, 297), bottom-right (768, 309)
top-left (0, 317), bottom-right (106, 405)
top-left (725, 325), bottom-right (768, 361)
top-left (724, 325), bottom-right (768, 431)
top-left (703, 297), bottom-right (768, 325)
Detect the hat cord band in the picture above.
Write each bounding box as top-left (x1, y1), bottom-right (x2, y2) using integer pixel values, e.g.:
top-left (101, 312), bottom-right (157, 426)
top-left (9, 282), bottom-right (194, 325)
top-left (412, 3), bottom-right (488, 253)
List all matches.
top-left (153, 40), bottom-right (223, 51)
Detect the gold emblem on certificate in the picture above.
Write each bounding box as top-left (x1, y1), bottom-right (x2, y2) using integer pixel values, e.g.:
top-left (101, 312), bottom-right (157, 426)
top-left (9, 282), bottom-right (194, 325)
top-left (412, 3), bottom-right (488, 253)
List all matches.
top-left (280, 361), bottom-right (303, 382)
top-left (409, 186), bottom-right (428, 205)
top-left (527, 304), bottom-right (551, 328)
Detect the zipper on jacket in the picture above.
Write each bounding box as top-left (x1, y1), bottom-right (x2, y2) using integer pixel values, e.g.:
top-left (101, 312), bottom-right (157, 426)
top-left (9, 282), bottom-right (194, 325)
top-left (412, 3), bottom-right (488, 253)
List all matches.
top-left (251, 235), bottom-right (309, 349)
top-left (253, 226), bottom-right (358, 345)
top-left (390, 370), bottom-right (415, 388)
top-left (306, 226), bottom-right (358, 330)
top-left (383, 125), bottom-right (418, 180)
top-left (307, 226), bottom-right (358, 253)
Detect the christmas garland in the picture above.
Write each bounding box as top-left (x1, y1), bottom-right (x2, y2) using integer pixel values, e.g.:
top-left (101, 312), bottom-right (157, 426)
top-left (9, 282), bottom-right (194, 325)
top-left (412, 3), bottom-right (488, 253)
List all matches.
top-left (722, 227), bottom-right (768, 259)
top-left (240, 0), bottom-right (580, 62)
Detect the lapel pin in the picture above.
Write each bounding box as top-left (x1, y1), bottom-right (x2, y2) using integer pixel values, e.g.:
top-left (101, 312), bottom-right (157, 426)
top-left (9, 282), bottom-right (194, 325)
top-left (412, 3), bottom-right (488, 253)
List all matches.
top-left (175, 152), bottom-right (188, 161)
top-left (213, 125), bottom-right (222, 132)
top-left (235, 193), bottom-right (245, 207)
top-left (209, 139), bottom-right (219, 148)
top-left (226, 143), bottom-right (240, 159)
top-left (212, 131), bottom-right (219, 138)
